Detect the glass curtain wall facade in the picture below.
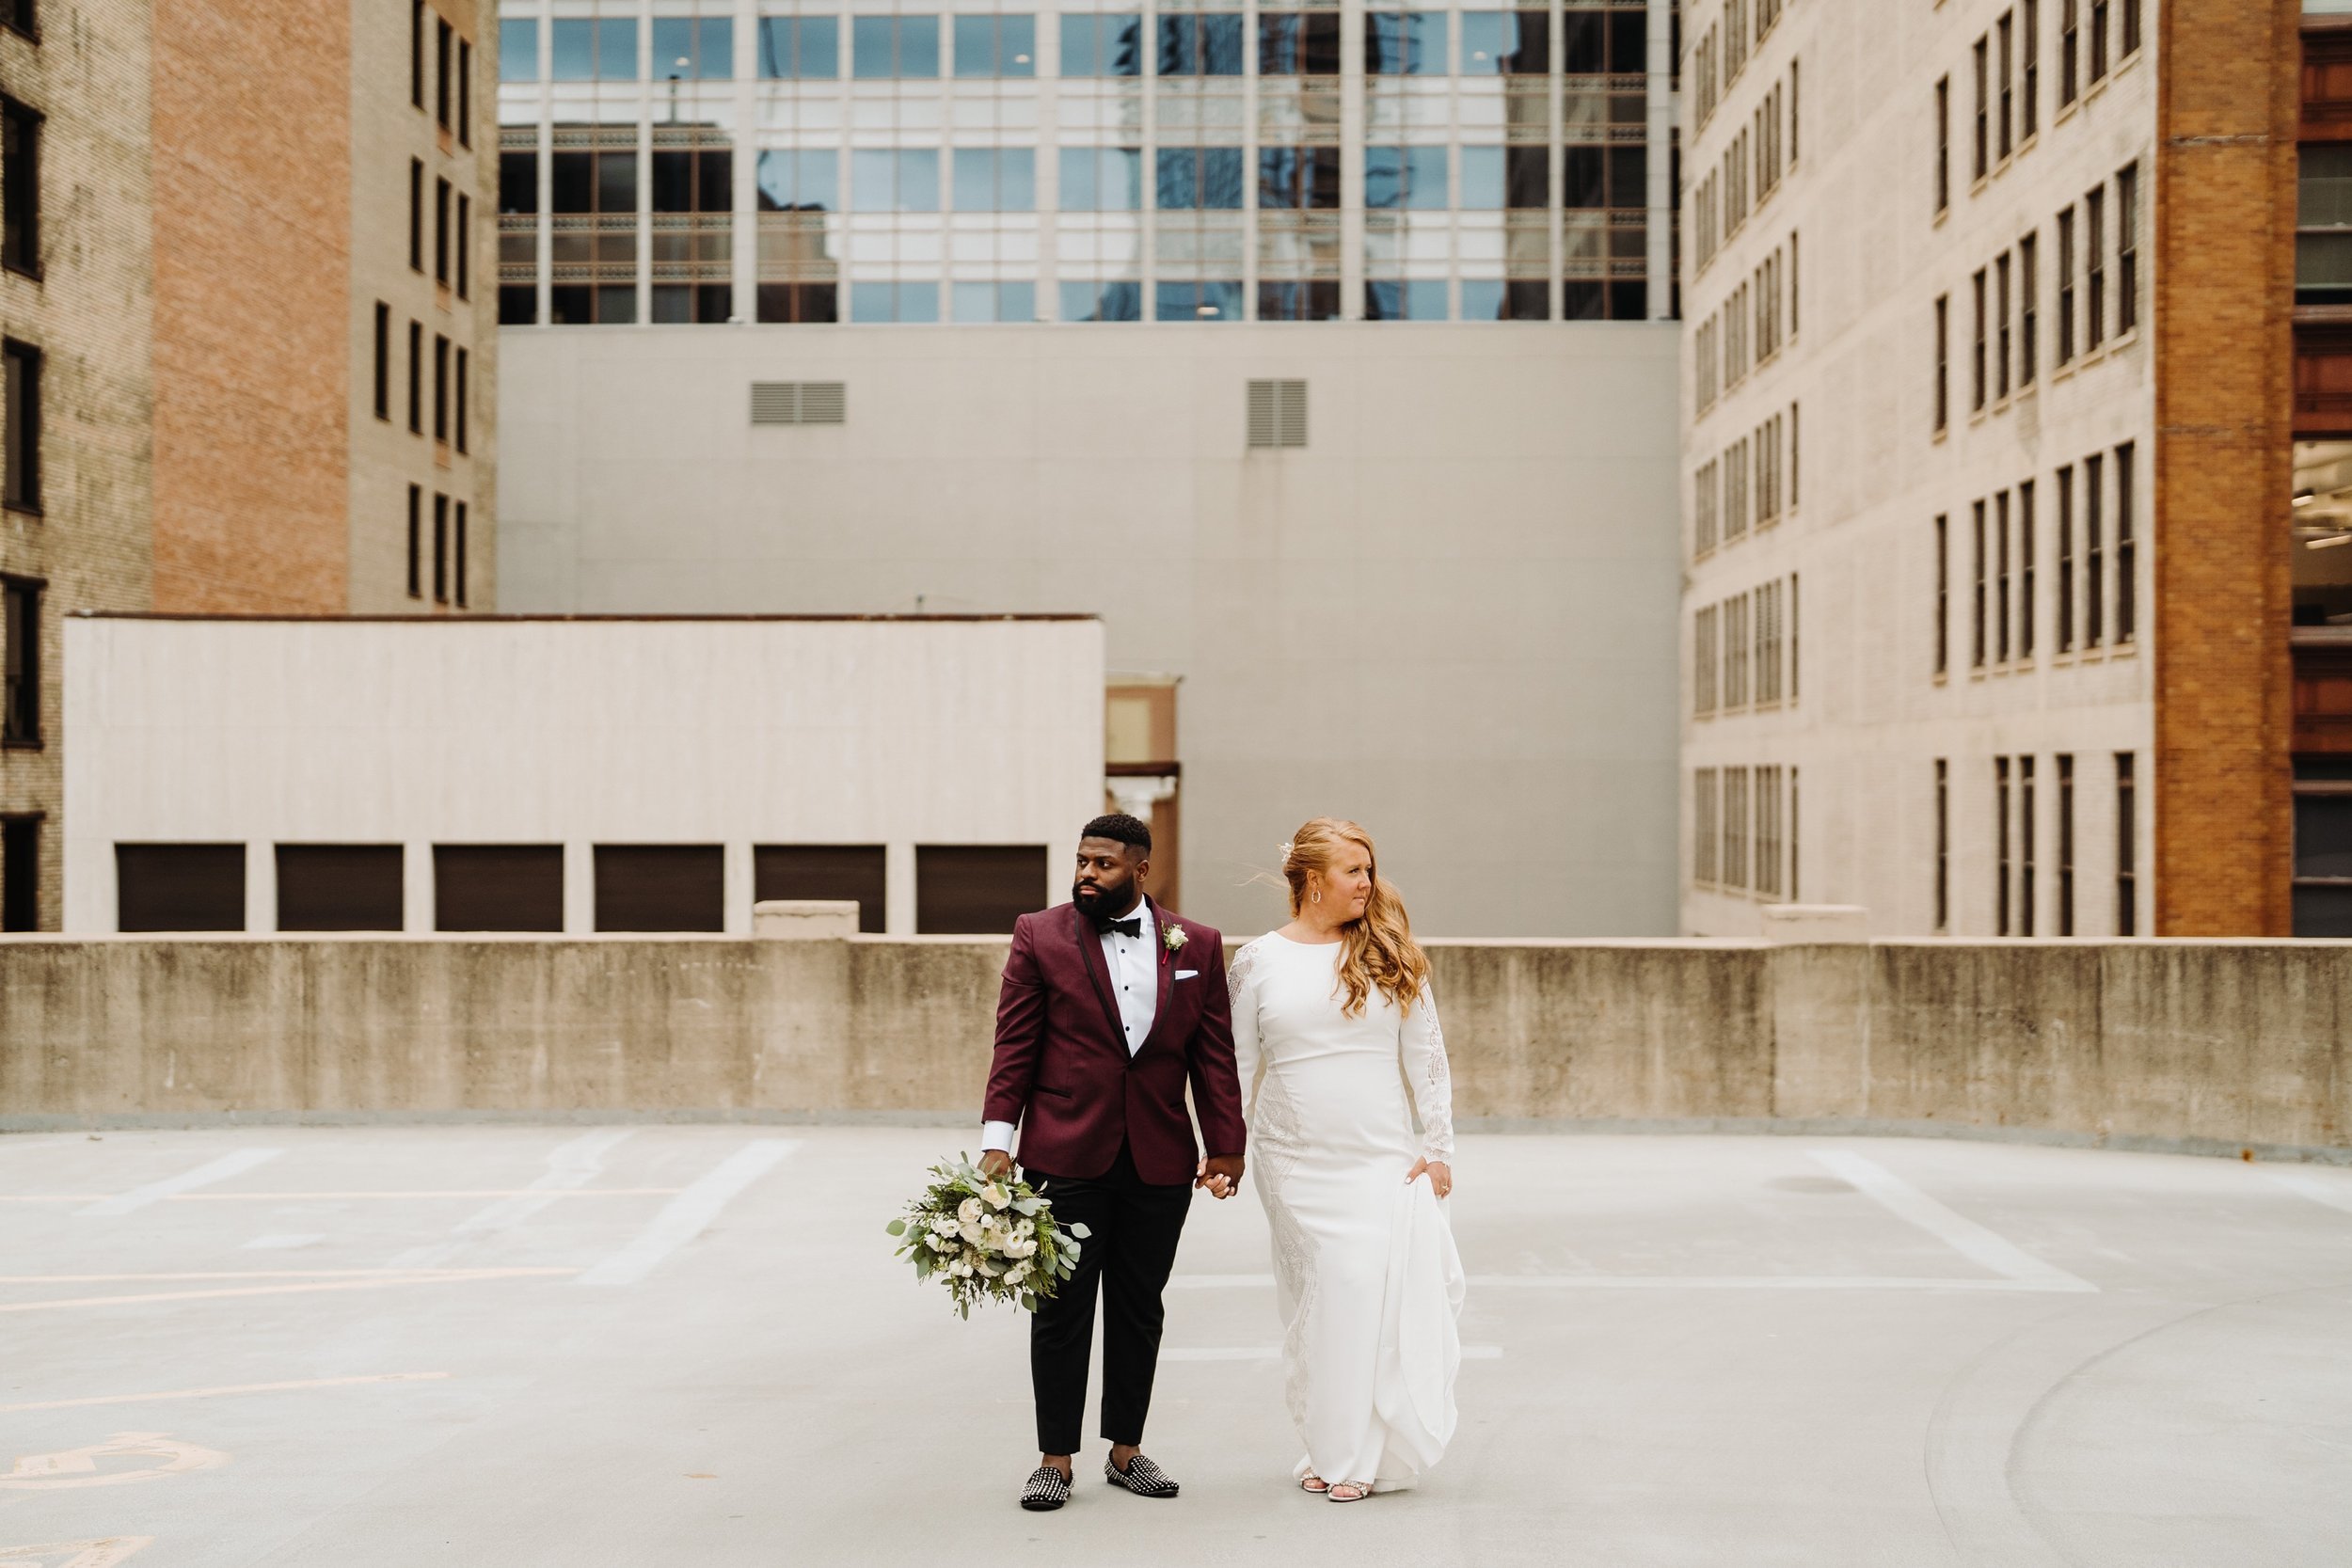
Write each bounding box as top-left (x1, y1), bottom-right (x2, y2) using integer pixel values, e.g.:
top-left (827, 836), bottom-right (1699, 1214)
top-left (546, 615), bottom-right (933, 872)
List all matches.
top-left (498, 0), bottom-right (1664, 324)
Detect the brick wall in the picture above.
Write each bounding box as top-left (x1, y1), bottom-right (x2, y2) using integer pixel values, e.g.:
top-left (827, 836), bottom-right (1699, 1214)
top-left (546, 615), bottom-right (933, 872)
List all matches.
top-left (2153, 0), bottom-right (2300, 935)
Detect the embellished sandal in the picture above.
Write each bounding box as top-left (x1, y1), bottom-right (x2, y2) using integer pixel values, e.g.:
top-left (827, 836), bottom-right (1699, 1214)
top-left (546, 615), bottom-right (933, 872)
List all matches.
top-left (1020, 1465), bottom-right (1073, 1512)
top-left (1300, 1473), bottom-right (1329, 1494)
top-left (1326, 1481), bottom-right (1373, 1502)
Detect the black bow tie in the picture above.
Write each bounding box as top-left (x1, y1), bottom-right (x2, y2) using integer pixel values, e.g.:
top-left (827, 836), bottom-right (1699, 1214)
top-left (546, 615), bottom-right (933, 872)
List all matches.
top-left (1101, 915), bottom-right (1143, 939)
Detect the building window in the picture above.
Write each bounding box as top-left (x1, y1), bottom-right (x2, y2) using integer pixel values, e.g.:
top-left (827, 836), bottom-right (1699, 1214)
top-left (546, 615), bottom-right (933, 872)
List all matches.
top-left (456, 192), bottom-right (470, 299)
top-left (412, 0), bottom-right (425, 107)
top-left (756, 845), bottom-right (889, 931)
top-left (654, 14), bottom-right (735, 78)
top-left (1790, 574), bottom-right (1800, 699)
top-left (116, 844), bottom-right (245, 933)
top-left (1756, 766), bottom-right (1784, 898)
top-left (1935, 514), bottom-right (1949, 676)
top-left (2085, 187), bottom-right (2106, 351)
top-left (1, 814), bottom-right (37, 933)
top-left (1365, 10), bottom-right (1440, 74)
top-left (454, 346), bottom-right (469, 454)
top-left (437, 16), bottom-right (453, 130)
top-left (1997, 13), bottom-right (2013, 163)
top-left (1060, 12), bottom-right (1142, 77)
top-left (1996, 756), bottom-right (2012, 935)
top-left (1695, 603), bottom-right (1719, 714)
top-left (436, 845), bottom-right (563, 932)
top-left (953, 13), bottom-right (1036, 76)
top-left (916, 844), bottom-right (1047, 933)
top-left (372, 302), bottom-right (390, 420)
top-left (2122, 0), bottom-right (2140, 56)
top-left (1934, 759), bottom-right (1950, 932)
top-left (1995, 251), bottom-right (2011, 401)
top-left (277, 845), bottom-right (404, 932)
top-left (853, 14), bottom-right (943, 78)
top-left (1789, 766), bottom-right (1801, 899)
top-left (550, 16), bottom-right (637, 81)
top-left (1722, 768), bottom-right (1749, 892)
top-left (1972, 37), bottom-right (1989, 182)
top-left (2057, 464), bottom-right (2075, 650)
top-left (2090, 0), bottom-right (2108, 84)
top-left (458, 37), bottom-right (471, 144)
top-left (2297, 146), bottom-right (2352, 307)
top-left (2084, 451), bottom-right (2105, 646)
top-left (2115, 441), bottom-right (2135, 643)
top-left (1996, 490), bottom-right (2012, 662)
top-left (406, 320), bottom-right (421, 433)
top-left (2, 95), bottom-right (40, 277)
top-left (409, 158), bottom-right (424, 271)
top-left (435, 176), bottom-right (451, 284)
top-left (1724, 593), bottom-right (1750, 706)
top-left (1, 573), bottom-right (37, 746)
top-left (2115, 751), bottom-right (2136, 935)
top-left (2060, 0), bottom-right (2079, 105)
top-left (2023, 0), bottom-right (2040, 138)
top-left (1971, 268), bottom-right (1987, 412)
top-left (432, 333), bottom-right (449, 443)
top-left (2057, 206), bottom-right (2076, 363)
top-left (454, 501), bottom-right (469, 609)
top-left (759, 14), bottom-right (840, 77)
top-left (1694, 769), bottom-right (1719, 884)
top-left (432, 492), bottom-right (449, 603)
top-left (2019, 231), bottom-right (2038, 386)
top-left (2020, 480), bottom-right (2037, 659)
top-left (1935, 293), bottom-right (1949, 433)
top-left (2116, 163), bottom-right (2138, 335)
top-left (1972, 499), bottom-right (1988, 668)
top-left (1261, 281), bottom-right (1341, 323)
top-left (1461, 8), bottom-right (1549, 74)
top-left (2020, 755), bottom-right (2037, 937)
top-left (2293, 760), bottom-right (2352, 936)
top-left (1935, 76), bottom-right (1950, 214)
top-left (2058, 753), bottom-right (2076, 935)
top-left (405, 484), bottom-right (421, 598)
top-left (3, 338), bottom-right (39, 514)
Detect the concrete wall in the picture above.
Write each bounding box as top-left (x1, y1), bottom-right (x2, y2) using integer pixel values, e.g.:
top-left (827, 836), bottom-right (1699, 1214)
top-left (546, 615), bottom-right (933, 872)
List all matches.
top-left (6, 935), bottom-right (2347, 1159)
top-left (60, 615), bottom-right (1103, 933)
top-left (495, 322), bottom-right (1686, 941)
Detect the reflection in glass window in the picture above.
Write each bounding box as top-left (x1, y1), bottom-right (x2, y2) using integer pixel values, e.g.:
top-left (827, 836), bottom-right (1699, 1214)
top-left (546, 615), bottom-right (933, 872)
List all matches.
top-left (757, 282), bottom-right (840, 323)
top-left (854, 14), bottom-right (941, 77)
top-left (1156, 13), bottom-right (1244, 75)
top-left (953, 280), bottom-right (1038, 321)
top-left (758, 149), bottom-right (840, 211)
top-left (1060, 279), bottom-right (1143, 321)
top-left (1366, 146), bottom-right (1448, 210)
top-left (1260, 147), bottom-right (1340, 210)
top-left (954, 14), bottom-right (1036, 76)
top-left (653, 150), bottom-right (732, 214)
top-left (758, 15), bottom-right (840, 78)
top-left (1563, 279), bottom-right (1646, 320)
top-left (550, 150), bottom-right (638, 214)
top-left (1365, 11), bottom-right (1444, 74)
top-left (852, 148), bottom-right (941, 211)
top-left (1058, 147), bottom-right (1143, 211)
top-left (1462, 278), bottom-right (1549, 319)
top-left (1260, 12), bottom-right (1340, 75)
top-left (653, 283), bottom-right (734, 322)
top-left (1258, 281), bottom-right (1341, 321)
top-left (1505, 146), bottom-right (1549, 208)
top-left (1155, 147), bottom-right (1244, 209)
top-left (653, 16), bottom-right (733, 80)
top-left (1460, 10), bottom-right (1549, 74)
top-left (500, 151), bottom-right (539, 215)
top-left (851, 280), bottom-right (942, 322)
top-left (1366, 278), bottom-right (1451, 320)
top-left (501, 18), bottom-right (539, 82)
top-left (1561, 8), bottom-right (1646, 74)
top-left (550, 284), bottom-right (639, 324)
top-left (1155, 279), bottom-right (1243, 321)
top-left (1459, 146), bottom-right (1505, 209)
top-left (953, 148), bottom-right (1036, 212)
top-left (1061, 13), bottom-right (1143, 76)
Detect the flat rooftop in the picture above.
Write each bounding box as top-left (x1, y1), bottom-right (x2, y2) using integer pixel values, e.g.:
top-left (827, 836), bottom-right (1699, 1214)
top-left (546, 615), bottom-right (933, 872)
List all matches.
top-left (3, 1127), bottom-right (2347, 1565)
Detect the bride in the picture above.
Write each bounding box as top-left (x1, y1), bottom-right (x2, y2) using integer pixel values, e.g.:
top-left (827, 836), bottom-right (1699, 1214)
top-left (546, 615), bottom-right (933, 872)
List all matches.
top-left (1228, 816), bottom-right (1464, 1501)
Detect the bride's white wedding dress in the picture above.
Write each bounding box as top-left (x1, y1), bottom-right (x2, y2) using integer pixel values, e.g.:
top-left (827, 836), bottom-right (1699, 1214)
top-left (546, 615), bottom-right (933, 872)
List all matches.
top-left (1230, 932), bottom-right (1465, 1492)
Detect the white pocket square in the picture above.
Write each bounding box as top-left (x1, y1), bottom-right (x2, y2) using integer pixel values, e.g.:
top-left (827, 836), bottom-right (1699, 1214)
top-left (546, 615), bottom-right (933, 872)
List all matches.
top-left (1175, 969), bottom-right (1199, 980)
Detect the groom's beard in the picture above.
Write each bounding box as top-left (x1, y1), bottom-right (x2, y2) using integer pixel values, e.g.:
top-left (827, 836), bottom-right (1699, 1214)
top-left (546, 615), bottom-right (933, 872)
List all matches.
top-left (1073, 878), bottom-right (1139, 922)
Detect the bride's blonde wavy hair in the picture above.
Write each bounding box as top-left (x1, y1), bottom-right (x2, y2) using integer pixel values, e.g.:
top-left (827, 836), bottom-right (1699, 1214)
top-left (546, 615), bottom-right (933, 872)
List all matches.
top-left (1280, 817), bottom-right (1429, 1018)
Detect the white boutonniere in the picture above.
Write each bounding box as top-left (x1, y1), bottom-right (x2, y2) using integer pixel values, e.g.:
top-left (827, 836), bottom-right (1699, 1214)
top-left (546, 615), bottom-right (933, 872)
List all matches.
top-left (1163, 924), bottom-right (1188, 953)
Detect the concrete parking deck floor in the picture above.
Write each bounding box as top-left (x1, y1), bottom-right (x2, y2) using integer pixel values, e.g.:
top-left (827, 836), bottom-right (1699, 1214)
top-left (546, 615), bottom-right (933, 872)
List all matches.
top-left (1, 1126), bottom-right (2348, 1567)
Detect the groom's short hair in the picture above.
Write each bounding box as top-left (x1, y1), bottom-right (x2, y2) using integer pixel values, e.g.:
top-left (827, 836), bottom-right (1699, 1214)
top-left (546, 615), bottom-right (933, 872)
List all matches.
top-left (1080, 813), bottom-right (1152, 853)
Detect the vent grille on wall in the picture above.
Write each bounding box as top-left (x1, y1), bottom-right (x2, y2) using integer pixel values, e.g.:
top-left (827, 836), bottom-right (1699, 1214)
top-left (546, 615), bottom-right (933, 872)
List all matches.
top-left (1246, 379), bottom-right (1307, 449)
top-left (751, 381), bottom-right (848, 425)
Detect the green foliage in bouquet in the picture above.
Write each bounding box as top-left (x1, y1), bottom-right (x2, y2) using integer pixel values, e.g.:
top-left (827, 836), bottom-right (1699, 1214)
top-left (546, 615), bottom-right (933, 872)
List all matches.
top-left (886, 1153), bottom-right (1091, 1320)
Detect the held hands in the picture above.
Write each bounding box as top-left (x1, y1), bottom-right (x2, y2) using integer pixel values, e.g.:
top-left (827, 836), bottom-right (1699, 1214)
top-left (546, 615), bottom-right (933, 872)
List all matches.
top-left (1406, 1158), bottom-right (1454, 1199)
top-left (978, 1148), bottom-right (1016, 1180)
top-left (1196, 1154), bottom-right (1245, 1199)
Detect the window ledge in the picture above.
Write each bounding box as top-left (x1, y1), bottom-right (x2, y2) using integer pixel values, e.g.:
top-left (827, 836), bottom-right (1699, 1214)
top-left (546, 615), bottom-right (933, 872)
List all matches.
top-left (4, 502), bottom-right (42, 521)
top-left (2, 259), bottom-right (42, 284)
top-left (1935, 205), bottom-right (1950, 230)
top-left (1, 737), bottom-right (45, 752)
top-left (2056, 101), bottom-right (2080, 126)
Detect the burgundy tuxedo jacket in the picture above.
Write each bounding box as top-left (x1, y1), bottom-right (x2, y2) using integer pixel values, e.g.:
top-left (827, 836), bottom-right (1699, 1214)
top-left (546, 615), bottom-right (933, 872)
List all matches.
top-left (982, 899), bottom-right (1248, 1186)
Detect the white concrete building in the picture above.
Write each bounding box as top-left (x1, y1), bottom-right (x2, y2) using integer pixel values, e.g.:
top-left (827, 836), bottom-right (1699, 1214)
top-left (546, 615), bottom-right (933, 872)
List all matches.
top-left (60, 614), bottom-right (1103, 935)
top-left (488, 0), bottom-right (1691, 938)
top-left (1680, 0), bottom-right (2171, 938)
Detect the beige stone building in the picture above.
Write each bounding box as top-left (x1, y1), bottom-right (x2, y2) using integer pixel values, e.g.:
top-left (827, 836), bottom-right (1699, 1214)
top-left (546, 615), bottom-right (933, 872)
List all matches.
top-left (1680, 0), bottom-right (2317, 938)
top-left (0, 0), bottom-right (500, 931)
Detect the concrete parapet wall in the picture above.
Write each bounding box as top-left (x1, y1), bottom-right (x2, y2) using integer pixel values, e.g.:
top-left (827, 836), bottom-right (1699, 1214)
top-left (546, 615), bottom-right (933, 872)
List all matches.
top-left (3, 937), bottom-right (2347, 1157)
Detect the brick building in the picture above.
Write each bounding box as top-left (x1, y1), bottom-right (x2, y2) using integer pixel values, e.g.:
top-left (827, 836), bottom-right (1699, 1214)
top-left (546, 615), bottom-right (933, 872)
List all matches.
top-left (1679, 0), bottom-right (2323, 938)
top-left (0, 0), bottom-right (498, 931)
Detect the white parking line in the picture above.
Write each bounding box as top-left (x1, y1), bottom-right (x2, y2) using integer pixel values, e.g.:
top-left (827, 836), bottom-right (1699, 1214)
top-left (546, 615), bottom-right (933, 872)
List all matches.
top-left (0, 1373), bottom-right (450, 1414)
top-left (2266, 1169), bottom-right (2352, 1215)
top-left (0, 1268), bottom-right (574, 1314)
top-left (78, 1149), bottom-right (283, 1217)
top-left (393, 1129), bottom-right (637, 1270)
top-left (577, 1140), bottom-right (797, 1287)
top-left (1809, 1149), bottom-right (2096, 1292)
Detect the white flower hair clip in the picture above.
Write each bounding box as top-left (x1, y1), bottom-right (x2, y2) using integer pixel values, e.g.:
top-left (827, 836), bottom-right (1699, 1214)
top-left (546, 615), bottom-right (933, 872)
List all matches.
top-left (1278, 840), bottom-right (1295, 864)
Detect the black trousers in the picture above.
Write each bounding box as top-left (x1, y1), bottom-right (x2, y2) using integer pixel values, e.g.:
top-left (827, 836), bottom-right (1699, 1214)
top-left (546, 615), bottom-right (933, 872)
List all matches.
top-left (1025, 1142), bottom-right (1193, 1455)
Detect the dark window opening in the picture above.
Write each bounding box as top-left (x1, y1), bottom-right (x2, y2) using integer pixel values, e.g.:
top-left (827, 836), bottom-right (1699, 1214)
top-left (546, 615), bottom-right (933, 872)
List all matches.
top-left (1, 814), bottom-right (37, 931)
top-left (1263, 10), bottom-right (1340, 75)
top-left (2114, 751), bottom-right (2136, 936)
top-left (755, 283), bottom-right (838, 324)
top-left (432, 334), bottom-right (449, 442)
top-left (372, 302), bottom-right (390, 419)
top-left (458, 37), bottom-right (472, 144)
top-left (2, 95), bottom-right (41, 277)
top-left (409, 158), bottom-right (424, 271)
top-left (1, 572), bottom-right (38, 745)
top-left (435, 844), bottom-right (564, 931)
top-left (435, 176), bottom-right (451, 283)
top-left (501, 285), bottom-right (537, 325)
top-left (755, 845), bottom-right (886, 932)
top-left (117, 843), bottom-right (245, 933)
top-left (276, 845), bottom-right (404, 932)
top-left (596, 845), bottom-right (725, 932)
top-left (4, 337), bottom-right (40, 512)
top-left (437, 17), bottom-right (454, 129)
top-left (412, 0), bottom-right (426, 108)
top-left (454, 345), bottom-right (469, 452)
top-left (915, 845), bottom-right (1046, 933)
top-left (454, 500), bottom-right (469, 608)
top-left (456, 191), bottom-right (470, 298)
top-left (406, 320), bottom-right (422, 433)
top-left (651, 283), bottom-right (735, 324)
top-left (405, 484), bottom-right (421, 598)
top-left (432, 493), bottom-right (449, 603)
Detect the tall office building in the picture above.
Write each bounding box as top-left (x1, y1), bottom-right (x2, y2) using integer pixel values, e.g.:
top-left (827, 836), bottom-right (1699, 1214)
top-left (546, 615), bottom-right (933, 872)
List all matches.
top-left (0, 0), bottom-right (501, 931)
top-left (1679, 0), bottom-right (2334, 938)
top-left (493, 0), bottom-right (1690, 940)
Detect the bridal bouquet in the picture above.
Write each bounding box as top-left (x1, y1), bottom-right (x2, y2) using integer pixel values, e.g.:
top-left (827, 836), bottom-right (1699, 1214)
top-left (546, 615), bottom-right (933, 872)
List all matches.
top-left (886, 1154), bottom-right (1089, 1320)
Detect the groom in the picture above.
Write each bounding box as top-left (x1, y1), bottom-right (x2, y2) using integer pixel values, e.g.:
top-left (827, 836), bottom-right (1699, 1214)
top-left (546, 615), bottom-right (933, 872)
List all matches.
top-left (978, 814), bottom-right (1248, 1512)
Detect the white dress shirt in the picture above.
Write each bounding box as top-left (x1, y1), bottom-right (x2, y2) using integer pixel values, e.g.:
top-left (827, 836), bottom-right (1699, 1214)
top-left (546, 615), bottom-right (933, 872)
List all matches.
top-left (983, 897), bottom-right (1160, 1155)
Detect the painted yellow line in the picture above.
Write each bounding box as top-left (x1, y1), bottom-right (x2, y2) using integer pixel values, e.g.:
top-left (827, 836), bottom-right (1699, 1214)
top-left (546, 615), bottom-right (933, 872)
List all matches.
top-left (0, 1269), bottom-right (563, 1284)
top-left (0, 1268), bottom-right (577, 1314)
top-left (0, 1373), bottom-right (451, 1414)
top-left (0, 1189), bottom-right (684, 1204)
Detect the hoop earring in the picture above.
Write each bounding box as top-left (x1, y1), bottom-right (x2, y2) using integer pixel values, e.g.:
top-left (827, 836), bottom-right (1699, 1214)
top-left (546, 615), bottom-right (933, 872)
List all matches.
top-left (1311, 889), bottom-right (1322, 904)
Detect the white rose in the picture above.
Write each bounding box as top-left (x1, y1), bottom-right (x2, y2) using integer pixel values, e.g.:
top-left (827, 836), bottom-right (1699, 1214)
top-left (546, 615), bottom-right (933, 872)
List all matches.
top-left (957, 1196), bottom-right (983, 1226)
top-left (981, 1182), bottom-right (1011, 1212)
